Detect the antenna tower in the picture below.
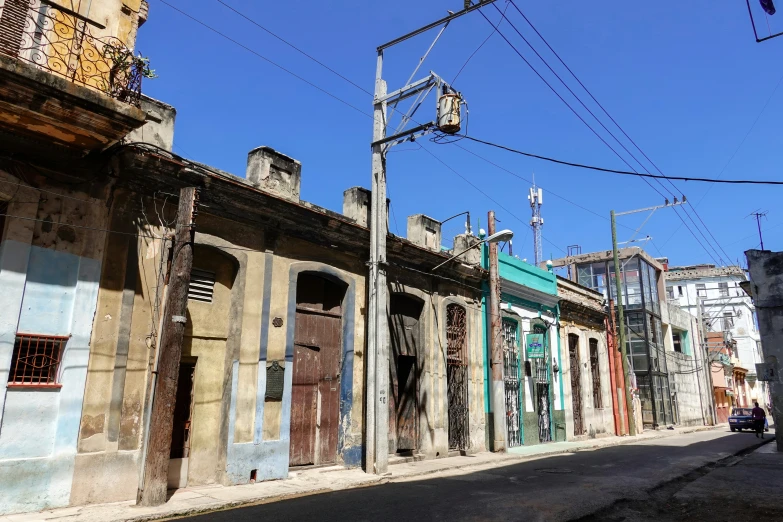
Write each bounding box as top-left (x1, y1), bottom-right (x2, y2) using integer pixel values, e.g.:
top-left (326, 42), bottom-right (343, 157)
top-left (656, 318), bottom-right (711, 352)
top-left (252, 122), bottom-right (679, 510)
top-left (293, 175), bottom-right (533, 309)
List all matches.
top-left (528, 179), bottom-right (543, 266)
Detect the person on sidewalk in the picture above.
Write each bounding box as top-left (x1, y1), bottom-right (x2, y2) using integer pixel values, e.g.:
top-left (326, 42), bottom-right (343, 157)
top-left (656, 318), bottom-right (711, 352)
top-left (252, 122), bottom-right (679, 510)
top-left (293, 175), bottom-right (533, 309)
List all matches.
top-left (752, 401), bottom-right (767, 438)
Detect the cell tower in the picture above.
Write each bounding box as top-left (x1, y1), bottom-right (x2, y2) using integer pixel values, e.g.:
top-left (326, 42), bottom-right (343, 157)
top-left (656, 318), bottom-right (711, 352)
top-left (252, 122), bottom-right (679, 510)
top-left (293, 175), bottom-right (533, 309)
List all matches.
top-left (528, 182), bottom-right (543, 266)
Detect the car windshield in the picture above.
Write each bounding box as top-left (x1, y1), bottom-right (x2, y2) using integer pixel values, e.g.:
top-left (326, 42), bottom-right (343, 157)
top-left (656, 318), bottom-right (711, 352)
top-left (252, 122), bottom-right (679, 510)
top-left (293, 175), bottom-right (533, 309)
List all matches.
top-left (732, 408), bottom-right (753, 416)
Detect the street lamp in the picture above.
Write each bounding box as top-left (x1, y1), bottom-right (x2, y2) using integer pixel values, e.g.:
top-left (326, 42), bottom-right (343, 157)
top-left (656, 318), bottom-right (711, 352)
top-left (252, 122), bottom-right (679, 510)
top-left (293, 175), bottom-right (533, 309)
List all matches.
top-left (431, 229), bottom-right (513, 271)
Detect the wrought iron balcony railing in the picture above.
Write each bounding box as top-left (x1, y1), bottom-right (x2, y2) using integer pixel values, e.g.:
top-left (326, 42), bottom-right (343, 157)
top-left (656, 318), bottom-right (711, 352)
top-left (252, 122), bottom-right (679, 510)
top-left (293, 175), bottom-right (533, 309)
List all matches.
top-left (0, 0), bottom-right (145, 106)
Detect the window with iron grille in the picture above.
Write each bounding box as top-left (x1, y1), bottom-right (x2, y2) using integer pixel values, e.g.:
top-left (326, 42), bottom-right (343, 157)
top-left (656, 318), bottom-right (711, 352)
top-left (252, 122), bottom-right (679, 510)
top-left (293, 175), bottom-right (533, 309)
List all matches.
top-left (188, 268), bottom-right (216, 303)
top-left (696, 283), bottom-right (707, 297)
top-left (8, 334), bottom-right (68, 387)
top-left (589, 339), bottom-right (602, 408)
top-left (665, 287), bottom-right (674, 300)
top-left (718, 282), bottom-right (729, 297)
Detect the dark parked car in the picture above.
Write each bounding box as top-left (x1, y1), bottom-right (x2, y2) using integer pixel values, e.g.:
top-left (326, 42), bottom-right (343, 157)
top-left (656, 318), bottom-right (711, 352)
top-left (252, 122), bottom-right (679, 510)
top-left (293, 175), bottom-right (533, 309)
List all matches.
top-left (729, 407), bottom-right (768, 432)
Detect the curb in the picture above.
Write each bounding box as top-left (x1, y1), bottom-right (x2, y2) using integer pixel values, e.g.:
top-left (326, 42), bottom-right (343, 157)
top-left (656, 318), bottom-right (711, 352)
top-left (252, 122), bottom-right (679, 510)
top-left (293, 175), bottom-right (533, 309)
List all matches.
top-left (39, 425), bottom-right (729, 522)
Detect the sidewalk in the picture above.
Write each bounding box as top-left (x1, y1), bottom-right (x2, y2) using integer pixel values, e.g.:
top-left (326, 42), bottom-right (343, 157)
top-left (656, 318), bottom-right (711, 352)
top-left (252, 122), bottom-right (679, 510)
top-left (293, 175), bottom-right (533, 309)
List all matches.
top-left (0, 424), bottom-right (724, 522)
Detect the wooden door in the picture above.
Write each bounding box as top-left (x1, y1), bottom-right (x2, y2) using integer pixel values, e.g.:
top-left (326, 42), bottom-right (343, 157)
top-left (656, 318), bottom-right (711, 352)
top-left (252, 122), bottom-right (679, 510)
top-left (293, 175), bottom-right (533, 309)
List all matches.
top-left (569, 334), bottom-right (585, 436)
top-left (389, 294), bottom-right (422, 453)
top-left (290, 274), bottom-right (344, 466)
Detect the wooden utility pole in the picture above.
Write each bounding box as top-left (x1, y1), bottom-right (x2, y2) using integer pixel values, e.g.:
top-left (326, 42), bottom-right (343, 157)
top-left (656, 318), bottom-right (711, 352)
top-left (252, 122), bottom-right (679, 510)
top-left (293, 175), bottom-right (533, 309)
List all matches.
top-left (138, 186), bottom-right (198, 506)
top-left (488, 211), bottom-right (506, 452)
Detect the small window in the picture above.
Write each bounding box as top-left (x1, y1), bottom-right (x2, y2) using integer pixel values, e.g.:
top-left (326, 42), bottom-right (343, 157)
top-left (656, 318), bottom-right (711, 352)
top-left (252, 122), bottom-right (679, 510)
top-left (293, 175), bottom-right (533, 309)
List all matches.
top-left (678, 286), bottom-right (683, 296)
top-left (8, 334), bottom-right (68, 387)
top-left (673, 333), bottom-right (683, 353)
top-left (696, 284), bottom-right (707, 297)
top-left (188, 268), bottom-right (216, 303)
top-left (723, 312), bottom-right (734, 331)
top-left (718, 282), bottom-right (729, 297)
top-left (666, 287), bottom-right (674, 300)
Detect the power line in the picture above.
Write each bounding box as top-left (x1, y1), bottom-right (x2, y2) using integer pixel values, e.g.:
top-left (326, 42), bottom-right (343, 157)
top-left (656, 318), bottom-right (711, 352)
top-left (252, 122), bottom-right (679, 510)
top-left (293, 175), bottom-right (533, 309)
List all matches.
top-left (212, 0), bottom-right (373, 97)
top-left (451, 2), bottom-right (509, 85)
top-left (419, 144), bottom-right (566, 255)
top-left (494, 2), bottom-right (733, 267)
top-left (455, 135), bottom-right (783, 185)
top-left (660, 70), bottom-right (783, 249)
top-left (157, 0), bottom-right (371, 118)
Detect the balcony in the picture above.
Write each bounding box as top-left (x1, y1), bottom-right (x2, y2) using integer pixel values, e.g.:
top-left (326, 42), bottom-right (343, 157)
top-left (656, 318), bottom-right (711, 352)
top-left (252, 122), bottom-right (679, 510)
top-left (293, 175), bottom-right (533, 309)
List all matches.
top-left (0, 0), bottom-right (147, 152)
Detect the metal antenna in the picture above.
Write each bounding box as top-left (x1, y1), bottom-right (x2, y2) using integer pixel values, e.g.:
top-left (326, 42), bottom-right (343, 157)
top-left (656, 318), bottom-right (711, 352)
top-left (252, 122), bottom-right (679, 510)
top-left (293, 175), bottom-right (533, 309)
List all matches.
top-left (748, 210), bottom-right (768, 249)
top-left (528, 175), bottom-right (543, 266)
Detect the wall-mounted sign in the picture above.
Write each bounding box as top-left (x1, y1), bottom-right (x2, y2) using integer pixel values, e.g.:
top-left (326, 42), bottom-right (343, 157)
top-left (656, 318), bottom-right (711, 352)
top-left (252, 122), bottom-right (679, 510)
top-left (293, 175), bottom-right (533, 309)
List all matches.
top-left (526, 333), bottom-right (545, 359)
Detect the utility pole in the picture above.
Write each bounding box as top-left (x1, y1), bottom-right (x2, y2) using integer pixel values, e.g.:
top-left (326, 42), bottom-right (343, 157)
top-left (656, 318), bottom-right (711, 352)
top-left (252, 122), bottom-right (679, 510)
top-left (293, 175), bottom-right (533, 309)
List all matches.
top-left (750, 211), bottom-right (767, 249)
top-left (367, 52), bottom-right (389, 475)
top-left (697, 296), bottom-right (718, 425)
top-left (488, 211), bottom-right (505, 452)
top-left (366, 1), bottom-right (494, 475)
top-left (528, 182), bottom-right (543, 266)
top-left (610, 210), bottom-right (637, 437)
top-left (138, 186), bottom-right (198, 506)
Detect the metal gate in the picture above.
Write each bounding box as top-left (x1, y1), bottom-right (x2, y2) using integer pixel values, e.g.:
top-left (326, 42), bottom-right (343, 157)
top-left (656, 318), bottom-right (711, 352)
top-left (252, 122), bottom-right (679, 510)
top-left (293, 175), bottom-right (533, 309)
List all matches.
top-left (534, 325), bottom-right (551, 443)
top-left (569, 334), bottom-right (585, 436)
top-left (502, 320), bottom-right (521, 447)
top-left (446, 304), bottom-right (469, 451)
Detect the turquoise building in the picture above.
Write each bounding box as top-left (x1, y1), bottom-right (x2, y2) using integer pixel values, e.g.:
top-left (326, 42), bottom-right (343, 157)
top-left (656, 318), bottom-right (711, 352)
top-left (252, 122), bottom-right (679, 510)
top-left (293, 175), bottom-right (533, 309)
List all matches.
top-left (481, 247), bottom-right (565, 447)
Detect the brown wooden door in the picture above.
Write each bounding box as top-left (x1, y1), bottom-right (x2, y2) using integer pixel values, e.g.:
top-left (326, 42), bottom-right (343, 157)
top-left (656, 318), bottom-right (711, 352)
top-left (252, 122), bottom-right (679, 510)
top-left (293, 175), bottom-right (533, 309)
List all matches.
top-left (290, 274), bottom-right (344, 466)
top-left (388, 294), bottom-right (422, 453)
top-left (569, 334), bottom-right (585, 436)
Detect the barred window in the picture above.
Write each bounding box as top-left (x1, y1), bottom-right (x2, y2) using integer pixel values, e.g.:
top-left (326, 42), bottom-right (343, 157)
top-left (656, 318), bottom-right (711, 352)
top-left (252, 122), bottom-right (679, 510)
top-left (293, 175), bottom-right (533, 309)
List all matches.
top-left (8, 334), bottom-right (67, 387)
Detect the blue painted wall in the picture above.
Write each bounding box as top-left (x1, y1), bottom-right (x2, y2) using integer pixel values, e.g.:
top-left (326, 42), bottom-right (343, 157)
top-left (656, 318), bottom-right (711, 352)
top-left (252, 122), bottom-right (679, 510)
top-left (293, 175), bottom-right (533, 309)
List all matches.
top-left (0, 245), bottom-right (101, 515)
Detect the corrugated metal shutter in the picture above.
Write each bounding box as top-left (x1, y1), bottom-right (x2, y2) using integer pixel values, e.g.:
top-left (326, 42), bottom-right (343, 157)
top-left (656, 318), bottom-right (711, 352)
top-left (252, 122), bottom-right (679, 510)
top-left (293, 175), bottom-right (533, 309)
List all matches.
top-left (188, 268), bottom-right (215, 303)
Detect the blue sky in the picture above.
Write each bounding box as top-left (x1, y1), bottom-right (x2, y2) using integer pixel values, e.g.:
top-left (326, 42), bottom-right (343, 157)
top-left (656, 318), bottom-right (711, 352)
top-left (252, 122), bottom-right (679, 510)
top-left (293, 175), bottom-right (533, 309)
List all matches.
top-left (137, 0), bottom-right (782, 267)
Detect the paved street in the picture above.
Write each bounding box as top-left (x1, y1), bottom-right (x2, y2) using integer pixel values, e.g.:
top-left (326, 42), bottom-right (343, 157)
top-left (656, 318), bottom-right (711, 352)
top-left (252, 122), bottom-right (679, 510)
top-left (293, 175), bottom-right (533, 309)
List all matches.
top-left (178, 429), bottom-right (775, 522)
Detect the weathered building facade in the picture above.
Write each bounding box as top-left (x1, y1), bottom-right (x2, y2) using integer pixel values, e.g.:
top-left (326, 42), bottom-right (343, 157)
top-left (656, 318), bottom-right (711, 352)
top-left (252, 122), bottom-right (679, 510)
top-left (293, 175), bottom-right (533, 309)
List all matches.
top-left (557, 277), bottom-right (616, 440)
top-left (483, 251), bottom-right (564, 447)
top-left (664, 263), bottom-right (766, 410)
top-left (551, 248), bottom-right (711, 430)
top-left (0, 0), bottom-right (149, 513)
top-left (744, 249), bottom-right (783, 451)
top-left (0, 0), bottom-right (490, 513)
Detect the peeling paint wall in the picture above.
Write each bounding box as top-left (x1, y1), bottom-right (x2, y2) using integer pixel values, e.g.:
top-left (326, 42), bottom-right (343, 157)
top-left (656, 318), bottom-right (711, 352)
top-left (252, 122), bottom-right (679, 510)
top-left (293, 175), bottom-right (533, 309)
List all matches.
top-left (0, 168), bottom-right (106, 515)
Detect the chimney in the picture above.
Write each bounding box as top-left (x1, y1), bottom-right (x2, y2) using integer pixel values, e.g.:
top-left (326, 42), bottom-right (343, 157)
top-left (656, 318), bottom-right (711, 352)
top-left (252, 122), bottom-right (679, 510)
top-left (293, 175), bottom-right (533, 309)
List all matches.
top-left (343, 187), bottom-right (371, 227)
top-left (246, 146), bottom-right (301, 202)
top-left (452, 233), bottom-right (482, 265)
top-left (342, 187), bottom-right (390, 230)
top-left (407, 214), bottom-right (442, 252)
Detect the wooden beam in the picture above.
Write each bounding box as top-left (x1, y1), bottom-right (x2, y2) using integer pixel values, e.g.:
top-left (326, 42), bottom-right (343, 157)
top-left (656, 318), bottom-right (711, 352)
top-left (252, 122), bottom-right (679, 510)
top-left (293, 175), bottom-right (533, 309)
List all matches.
top-left (137, 186), bottom-right (198, 506)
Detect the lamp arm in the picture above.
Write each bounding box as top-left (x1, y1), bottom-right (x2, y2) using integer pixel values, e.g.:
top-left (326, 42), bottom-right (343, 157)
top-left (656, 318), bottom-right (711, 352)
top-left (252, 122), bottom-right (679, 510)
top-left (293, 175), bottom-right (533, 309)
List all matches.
top-left (431, 239), bottom-right (485, 272)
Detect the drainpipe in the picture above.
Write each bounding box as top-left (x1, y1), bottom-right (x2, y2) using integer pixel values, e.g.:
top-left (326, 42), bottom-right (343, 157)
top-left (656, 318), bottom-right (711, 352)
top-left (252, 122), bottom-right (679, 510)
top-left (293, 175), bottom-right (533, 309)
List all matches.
top-left (488, 211), bottom-right (506, 452)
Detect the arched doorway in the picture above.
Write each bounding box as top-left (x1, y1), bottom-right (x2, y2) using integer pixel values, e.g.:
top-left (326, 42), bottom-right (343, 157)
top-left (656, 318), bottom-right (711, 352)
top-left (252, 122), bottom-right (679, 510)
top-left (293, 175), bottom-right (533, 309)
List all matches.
top-left (388, 293), bottom-right (423, 454)
top-left (446, 303), bottom-right (469, 451)
top-left (289, 273), bottom-right (347, 466)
